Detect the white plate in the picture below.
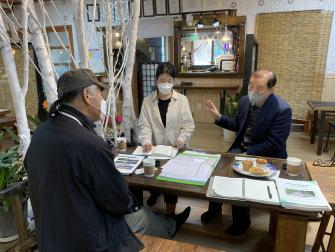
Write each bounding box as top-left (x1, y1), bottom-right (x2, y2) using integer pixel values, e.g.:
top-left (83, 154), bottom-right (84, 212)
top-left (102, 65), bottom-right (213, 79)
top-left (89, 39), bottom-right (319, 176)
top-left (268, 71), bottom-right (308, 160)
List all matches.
top-left (233, 161), bottom-right (276, 178)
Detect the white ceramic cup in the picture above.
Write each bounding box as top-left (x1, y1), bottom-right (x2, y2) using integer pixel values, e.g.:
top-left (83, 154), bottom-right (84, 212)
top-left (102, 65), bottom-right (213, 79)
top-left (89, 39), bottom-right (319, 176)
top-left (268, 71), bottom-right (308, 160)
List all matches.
top-left (287, 157), bottom-right (302, 176)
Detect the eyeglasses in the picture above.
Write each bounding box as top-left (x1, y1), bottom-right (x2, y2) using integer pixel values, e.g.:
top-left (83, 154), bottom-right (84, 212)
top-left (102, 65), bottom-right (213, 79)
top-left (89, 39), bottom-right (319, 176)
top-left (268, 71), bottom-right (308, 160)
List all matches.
top-left (313, 159), bottom-right (335, 167)
top-left (157, 78), bottom-right (174, 84)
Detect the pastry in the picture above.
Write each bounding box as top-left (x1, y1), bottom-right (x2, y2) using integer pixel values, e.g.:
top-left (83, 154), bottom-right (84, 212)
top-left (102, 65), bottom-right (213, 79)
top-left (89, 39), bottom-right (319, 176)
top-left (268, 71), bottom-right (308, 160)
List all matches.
top-left (242, 160), bottom-right (253, 171)
top-left (249, 166), bottom-right (268, 176)
top-left (256, 158), bottom-right (268, 169)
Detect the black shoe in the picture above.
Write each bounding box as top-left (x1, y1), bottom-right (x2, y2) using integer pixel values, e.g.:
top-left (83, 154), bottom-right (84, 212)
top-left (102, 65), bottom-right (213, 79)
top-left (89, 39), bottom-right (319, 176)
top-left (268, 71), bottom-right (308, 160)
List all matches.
top-left (173, 206), bottom-right (191, 236)
top-left (146, 193), bottom-right (159, 206)
top-left (200, 209), bottom-right (221, 224)
top-left (225, 221), bottom-right (251, 236)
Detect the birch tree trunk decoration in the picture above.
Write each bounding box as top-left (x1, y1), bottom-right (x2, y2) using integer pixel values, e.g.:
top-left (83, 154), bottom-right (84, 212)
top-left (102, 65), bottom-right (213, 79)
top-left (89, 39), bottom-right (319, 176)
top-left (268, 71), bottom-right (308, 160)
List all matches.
top-left (72, 0), bottom-right (89, 68)
top-left (103, 0), bottom-right (118, 146)
top-left (122, 0), bottom-right (140, 141)
top-left (27, 0), bottom-right (58, 106)
top-left (0, 9), bottom-right (31, 155)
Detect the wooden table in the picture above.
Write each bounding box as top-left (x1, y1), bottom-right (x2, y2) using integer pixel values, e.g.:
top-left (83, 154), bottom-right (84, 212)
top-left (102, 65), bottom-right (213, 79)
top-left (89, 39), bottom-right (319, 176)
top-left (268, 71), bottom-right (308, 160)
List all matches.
top-left (306, 162), bottom-right (335, 252)
top-left (0, 109), bottom-right (10, 117)
top-left (307, 101), bottom-right (335, 155)
top-left (136, 233), bottom-right (225, 251)
top-left (126, 152), bottom-right (319, 252)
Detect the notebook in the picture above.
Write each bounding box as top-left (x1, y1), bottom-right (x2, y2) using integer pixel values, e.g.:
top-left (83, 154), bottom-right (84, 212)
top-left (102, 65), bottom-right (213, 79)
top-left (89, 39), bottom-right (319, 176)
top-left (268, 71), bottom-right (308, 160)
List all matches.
top-left (276, 178), bottom-right (332, 212)
top-left (207, 176), bottom-right (280, 205)
top-left (132, 145), bottom-right (178, 159)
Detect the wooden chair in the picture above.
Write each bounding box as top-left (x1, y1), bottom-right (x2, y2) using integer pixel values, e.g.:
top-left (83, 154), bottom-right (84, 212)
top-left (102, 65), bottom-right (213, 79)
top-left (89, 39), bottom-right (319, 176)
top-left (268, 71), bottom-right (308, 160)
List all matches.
top-left (312, 209), bottom-right (335, 252)
top-left (323, 121), bottom-right (335, 153)
top-left (0, 180), bottom-right (37, 252)
top-left (136, 233), bottom-right (225, 252)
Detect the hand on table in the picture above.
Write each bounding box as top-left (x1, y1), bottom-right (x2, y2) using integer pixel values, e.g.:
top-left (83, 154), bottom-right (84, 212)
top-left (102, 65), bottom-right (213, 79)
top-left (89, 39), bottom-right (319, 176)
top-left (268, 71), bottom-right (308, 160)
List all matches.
top-left (176, 137), bottom-right (185, 150)
top-left (143, 143), bottom-right (153, 152)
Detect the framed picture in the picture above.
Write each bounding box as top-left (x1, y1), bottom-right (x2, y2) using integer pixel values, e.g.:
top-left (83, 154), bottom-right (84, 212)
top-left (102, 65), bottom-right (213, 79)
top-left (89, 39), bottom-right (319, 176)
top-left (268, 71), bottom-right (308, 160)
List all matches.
top-left (168, 0), bottom-right (180, 14)
top-left (86, 3), bottom-right (101, 22)
top-left (155, 0), bottom-right (167, 16)
top-left (142, 0), bottom-right (154, 17)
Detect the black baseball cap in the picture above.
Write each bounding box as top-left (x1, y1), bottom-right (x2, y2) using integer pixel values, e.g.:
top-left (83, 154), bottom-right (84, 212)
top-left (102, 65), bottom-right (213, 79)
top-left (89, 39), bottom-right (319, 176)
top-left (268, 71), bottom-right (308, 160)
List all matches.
top-left (57, 69), bottom-right (109, 98)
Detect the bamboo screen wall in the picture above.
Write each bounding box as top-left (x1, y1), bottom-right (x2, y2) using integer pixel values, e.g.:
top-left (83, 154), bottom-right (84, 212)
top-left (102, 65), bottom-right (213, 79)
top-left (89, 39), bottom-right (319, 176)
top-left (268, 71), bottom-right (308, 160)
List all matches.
top-left (255, 10), bottom-right (333, 120)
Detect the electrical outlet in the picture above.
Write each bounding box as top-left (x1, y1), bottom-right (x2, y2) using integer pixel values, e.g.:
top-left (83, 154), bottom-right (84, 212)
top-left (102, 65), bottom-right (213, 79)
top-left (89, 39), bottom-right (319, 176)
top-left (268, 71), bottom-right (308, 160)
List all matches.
top-left (196, 103), bottom-right (202, 110)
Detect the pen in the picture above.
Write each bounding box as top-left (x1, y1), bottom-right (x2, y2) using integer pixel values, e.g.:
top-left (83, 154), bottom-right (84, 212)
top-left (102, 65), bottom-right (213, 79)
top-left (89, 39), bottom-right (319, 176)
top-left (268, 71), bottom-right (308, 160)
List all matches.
top-left (267, 185), bottom-right (272, 199)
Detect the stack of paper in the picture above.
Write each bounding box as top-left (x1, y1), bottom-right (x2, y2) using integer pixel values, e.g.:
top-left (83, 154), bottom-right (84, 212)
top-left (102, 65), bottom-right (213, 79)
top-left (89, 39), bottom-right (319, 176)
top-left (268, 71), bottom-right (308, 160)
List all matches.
top-left (114, 154), bottom-right (145, 175)
top-left (156, 151), bottom-right (221, 185)
top-left (276, 178), bottom-right (332, 211)
top-left (132, 145), bottom-right (178, 159)
top-left (207, 176), bottom-right (280, 205)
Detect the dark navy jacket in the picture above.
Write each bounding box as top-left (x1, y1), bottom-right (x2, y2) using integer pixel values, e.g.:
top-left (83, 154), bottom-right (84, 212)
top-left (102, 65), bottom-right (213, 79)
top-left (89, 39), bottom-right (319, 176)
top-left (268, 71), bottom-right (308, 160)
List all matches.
top-left (216, 93), bottom-right (292, 159)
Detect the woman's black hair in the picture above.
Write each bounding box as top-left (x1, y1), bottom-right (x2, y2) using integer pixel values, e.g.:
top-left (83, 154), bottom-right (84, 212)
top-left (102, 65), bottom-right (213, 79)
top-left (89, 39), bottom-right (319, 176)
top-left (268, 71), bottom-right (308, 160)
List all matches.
top-left (155, 62), bottom-right (176, 80)
top-left (48, 87), bottom-right (86, 116)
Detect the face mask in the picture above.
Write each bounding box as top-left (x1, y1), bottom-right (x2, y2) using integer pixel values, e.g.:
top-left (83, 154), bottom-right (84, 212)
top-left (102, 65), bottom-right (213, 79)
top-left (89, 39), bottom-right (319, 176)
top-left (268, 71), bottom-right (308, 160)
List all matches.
top-left (157, 82), bottom-right (173, 95)
top-left (100, 99), bottom-right (107, 117)
top-left (88, 98), bottom-right (107, 120)
top-left (248, 90), bottom-right (268, 107)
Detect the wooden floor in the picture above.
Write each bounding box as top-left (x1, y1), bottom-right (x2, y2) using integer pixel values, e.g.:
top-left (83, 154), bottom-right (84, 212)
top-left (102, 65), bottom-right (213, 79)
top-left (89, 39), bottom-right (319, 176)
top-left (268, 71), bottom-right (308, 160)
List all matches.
top-left (0, 122), bottom-right (334, 251)
top-left (137, 233), bottom-right (225, 252)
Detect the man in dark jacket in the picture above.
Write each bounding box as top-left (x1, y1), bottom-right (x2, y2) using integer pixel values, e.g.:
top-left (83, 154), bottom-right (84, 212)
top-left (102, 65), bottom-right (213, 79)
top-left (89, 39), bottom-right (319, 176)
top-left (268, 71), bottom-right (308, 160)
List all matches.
top-left (25, 69), bottom-right (190, 252)
top-left (201, 69), bottom-right (292, 236)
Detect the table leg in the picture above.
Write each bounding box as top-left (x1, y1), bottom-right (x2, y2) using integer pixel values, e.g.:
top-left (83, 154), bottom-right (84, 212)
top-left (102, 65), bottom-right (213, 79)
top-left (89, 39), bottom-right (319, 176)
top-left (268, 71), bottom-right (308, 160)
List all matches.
top-left (311, 110), bottom-right (318, 144)
top-left (328, 217), bottom-right (335, 252)
top-left (312, 212), bottom-right (331, 252)
top-left (269, 211), bottom-right (278, 234)
top-left (275, 214), bottom-right (308, 252)
top-left (317, 111), bottom-right (326, 155)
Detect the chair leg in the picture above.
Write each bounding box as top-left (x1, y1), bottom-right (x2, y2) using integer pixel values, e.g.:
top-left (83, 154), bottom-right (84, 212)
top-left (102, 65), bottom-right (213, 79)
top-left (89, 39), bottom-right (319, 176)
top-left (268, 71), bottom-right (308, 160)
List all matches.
top-left (312, 213), bottom-right (331, 252)
top-left (323, 124), bottom-right (332, 152)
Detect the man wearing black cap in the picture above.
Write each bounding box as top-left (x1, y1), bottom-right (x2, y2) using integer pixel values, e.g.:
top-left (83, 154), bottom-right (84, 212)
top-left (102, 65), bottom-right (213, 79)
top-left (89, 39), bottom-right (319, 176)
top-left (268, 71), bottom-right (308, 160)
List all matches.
top-left (24, 69), bottom-right (190, 252)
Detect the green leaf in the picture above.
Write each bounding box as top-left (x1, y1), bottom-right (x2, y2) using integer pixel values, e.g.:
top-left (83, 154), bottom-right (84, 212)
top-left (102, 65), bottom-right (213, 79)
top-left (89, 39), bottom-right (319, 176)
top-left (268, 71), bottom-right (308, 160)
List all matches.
top-left (0, 169), bottom-right (4, 190)
top-left (0, 131), bottom-right (3, 143)
top-left (27, 115), bottom-right (42, 128)
top-left (2, 200), bottom-right (10, 213)
top-left (0, 161), bottom-right (11, 168)
top-left (3, 127), bottom-right (20, 143)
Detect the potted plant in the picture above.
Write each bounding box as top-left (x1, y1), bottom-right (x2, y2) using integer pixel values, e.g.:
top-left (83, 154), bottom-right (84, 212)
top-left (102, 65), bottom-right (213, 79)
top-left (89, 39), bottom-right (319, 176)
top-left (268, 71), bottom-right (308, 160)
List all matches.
top-left (0, 129), bottom-right (28, 241)
top-left (223, 94), bottom-right (240, 142)
top-left (105, 114), bottom-right (123, 146)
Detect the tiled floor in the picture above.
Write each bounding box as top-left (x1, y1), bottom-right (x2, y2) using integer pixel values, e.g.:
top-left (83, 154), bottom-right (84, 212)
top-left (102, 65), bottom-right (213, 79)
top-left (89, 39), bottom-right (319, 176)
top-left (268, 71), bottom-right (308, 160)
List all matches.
top-left (148, 123), bottom-right (335, 252)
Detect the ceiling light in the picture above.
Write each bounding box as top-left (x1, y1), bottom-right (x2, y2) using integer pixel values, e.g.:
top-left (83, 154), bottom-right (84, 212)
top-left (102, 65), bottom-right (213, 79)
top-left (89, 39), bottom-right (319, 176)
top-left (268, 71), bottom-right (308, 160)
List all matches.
top-left (213, 17), bottom-right (220, 27)
top-left (196, 16), bottom-right (204, 28)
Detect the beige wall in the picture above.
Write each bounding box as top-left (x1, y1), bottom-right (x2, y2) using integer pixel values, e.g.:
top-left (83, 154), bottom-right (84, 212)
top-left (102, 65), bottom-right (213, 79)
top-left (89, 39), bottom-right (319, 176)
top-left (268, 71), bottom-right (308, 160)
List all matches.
top-left (322, 74), bottom-right (335, 101)
top-left (0, 48), bottom-right (38, 118)
top-left (174, 77), bottom-right (242, 122)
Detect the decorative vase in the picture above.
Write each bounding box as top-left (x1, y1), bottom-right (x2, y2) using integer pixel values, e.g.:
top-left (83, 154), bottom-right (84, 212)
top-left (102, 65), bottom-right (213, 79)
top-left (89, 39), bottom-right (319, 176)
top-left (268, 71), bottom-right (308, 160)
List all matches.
top-left (0, 197), bottom-right (28, 242)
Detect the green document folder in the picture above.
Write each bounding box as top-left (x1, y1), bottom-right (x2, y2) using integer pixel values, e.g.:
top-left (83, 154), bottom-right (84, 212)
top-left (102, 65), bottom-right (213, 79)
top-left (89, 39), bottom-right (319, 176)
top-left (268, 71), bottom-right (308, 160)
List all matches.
top-left (156, 151), bottom-right (221, 186)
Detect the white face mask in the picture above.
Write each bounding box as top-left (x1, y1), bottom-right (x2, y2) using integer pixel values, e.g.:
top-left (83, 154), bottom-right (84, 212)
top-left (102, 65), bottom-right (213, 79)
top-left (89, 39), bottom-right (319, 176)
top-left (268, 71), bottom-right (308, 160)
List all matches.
top-left (88, 98), bottom-right (107, 120)
top-left (100, 99), bottom-right (107, 117)
top-left (157, 82), bottom-right (173, 95)
top-left (248, 90), bottom-right (268, 107)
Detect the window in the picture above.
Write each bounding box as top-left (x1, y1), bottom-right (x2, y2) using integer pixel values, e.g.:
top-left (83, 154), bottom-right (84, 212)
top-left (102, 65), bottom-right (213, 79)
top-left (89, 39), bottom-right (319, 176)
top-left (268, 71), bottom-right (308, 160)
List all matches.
top-left (46, 26), bottom-right (74, 76)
